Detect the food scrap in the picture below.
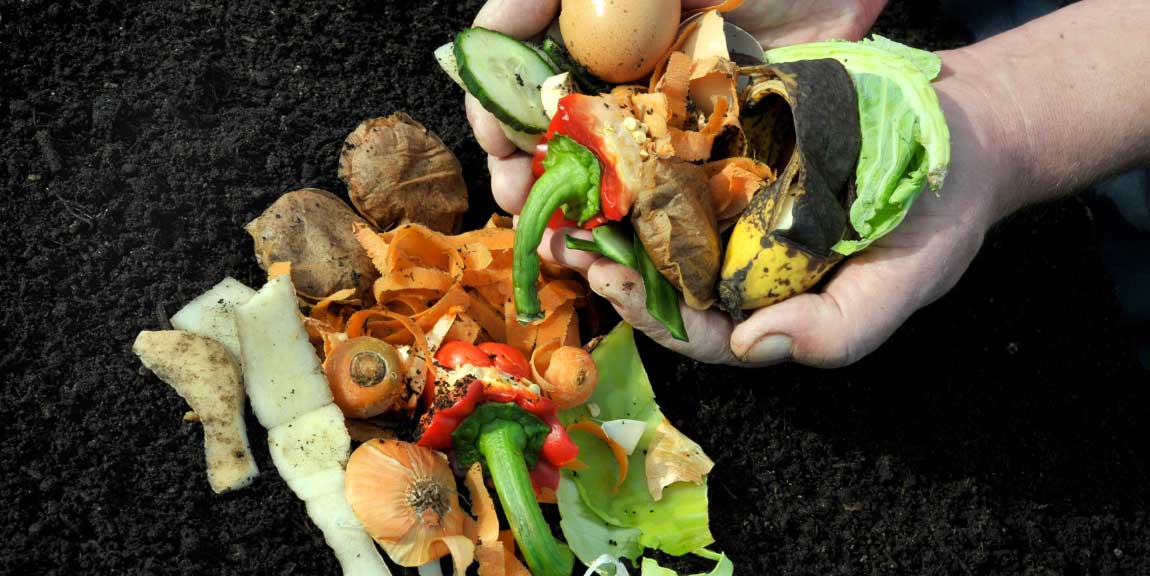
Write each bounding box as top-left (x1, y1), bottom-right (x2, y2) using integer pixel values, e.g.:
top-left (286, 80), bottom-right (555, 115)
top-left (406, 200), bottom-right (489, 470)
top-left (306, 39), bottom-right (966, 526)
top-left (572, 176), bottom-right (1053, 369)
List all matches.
top-left (132, 330), bottom-right (258, 494)
top-left (237, 274), bottom-right (392, 574)
top-left (245, 188), bottom-right (379, 302)
top-left (339, 114), bottom-right (469, 234)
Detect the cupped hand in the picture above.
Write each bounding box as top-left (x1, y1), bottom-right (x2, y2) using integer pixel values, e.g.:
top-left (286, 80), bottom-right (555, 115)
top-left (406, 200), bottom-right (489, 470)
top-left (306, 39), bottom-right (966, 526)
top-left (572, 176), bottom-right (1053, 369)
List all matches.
top-left (467, 0), bottom-right (1014, 368)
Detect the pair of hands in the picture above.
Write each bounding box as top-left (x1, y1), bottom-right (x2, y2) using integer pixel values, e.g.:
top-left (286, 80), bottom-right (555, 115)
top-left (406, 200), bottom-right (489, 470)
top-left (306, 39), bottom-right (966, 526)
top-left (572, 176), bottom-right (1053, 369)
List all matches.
top-left (468, 0), bottom-right (1008, 367)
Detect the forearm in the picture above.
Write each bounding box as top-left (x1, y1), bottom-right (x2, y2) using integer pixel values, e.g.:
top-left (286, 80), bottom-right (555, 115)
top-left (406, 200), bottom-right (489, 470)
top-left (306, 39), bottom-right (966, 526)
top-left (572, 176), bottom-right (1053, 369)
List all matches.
top-left (940, 0), bottom-right (1150, 221)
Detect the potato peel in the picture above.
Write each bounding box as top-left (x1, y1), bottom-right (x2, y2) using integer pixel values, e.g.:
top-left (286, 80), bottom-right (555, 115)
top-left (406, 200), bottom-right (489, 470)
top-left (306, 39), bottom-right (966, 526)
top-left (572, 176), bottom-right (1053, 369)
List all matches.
top-left (132, 330), bottom-right (258, 494)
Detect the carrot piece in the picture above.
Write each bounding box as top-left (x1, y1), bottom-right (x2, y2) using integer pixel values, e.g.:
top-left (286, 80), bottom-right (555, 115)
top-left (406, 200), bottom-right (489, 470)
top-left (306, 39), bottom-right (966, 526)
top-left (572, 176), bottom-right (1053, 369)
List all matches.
top-left (668, 128), bottom-right (716, 162)
top-left (656, 51), bottom-right (692, 127)
top-left (324, 336), bottom-right (405, 418)
top-left (540, 346), bottom-right (599, 409)
top-left (450, 227), bottom-right (516, 250)
top-left (498, 531), bottom-right (532, 576)
top-left (444, 312), bottom-right (481, 344)
top-left (649, 19), bottom-right (701, 93)
top-left (466, 290), bottom-right (507, 343)
top-left (267, 261), bottom-right (291, 280)
top-left (632, 92), bottom-right (670, 139)
top-left (537, 279), bottom-right (583, 312)
top-left (504, 301), bottom-right (538, 358)
top-left (566, 421), bottom-right (629, 494)
top-left (354, 222), bottom-right (390, 274)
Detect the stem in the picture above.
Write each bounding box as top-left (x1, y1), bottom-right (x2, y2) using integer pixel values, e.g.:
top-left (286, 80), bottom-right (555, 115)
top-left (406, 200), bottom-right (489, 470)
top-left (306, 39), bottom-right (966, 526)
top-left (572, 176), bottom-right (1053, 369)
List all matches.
top-left (478, 420), bottom-right (573, 576)
top-left (513, 161), bottom-right (591, 324)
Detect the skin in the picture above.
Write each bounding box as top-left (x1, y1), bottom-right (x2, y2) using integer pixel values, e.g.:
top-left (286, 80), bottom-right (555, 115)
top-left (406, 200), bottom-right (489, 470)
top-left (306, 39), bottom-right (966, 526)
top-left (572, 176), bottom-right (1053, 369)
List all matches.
top-left (469, 0), bottom-right (1150, 367)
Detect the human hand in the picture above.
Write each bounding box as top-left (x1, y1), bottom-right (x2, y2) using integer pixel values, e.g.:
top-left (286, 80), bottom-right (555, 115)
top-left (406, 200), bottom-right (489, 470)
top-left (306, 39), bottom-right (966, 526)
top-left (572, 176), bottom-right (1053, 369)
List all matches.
top-left (542, 49), bottom-right (1015, 367)
top-left (468, 0), bottom-right (1016, 368)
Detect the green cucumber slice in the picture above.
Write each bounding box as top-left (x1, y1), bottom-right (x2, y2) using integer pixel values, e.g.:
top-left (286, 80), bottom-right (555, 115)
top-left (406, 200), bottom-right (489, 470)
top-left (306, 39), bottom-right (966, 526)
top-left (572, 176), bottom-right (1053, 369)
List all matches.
top-left (454, 28), bottom-right (555, 134)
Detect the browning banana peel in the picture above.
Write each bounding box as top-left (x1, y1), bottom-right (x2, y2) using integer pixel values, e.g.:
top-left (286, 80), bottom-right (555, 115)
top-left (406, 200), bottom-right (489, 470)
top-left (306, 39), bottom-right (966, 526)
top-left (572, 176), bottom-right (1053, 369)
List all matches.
top-left (719, 60), bottom-right (860, 315)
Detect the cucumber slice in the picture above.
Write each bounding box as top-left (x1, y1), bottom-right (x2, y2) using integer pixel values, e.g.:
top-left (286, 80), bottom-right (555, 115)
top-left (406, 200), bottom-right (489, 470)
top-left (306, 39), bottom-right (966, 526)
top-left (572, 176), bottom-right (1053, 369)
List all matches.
top-left (438, 40), bottom-right (546, 153)
top-left (454, 28), bottom-right (555, 134)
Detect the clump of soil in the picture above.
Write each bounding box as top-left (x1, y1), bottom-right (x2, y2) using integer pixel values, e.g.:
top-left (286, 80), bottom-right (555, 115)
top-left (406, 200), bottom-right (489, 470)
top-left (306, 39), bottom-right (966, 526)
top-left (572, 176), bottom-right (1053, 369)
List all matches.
top-left (2, 1), bottom-right (1148, 575)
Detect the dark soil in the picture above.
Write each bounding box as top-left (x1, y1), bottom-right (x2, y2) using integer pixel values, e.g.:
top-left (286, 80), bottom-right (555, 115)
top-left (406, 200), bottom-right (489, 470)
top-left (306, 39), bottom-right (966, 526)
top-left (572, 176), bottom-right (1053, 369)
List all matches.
top-left (3, 1), bottom-right (1147, 575)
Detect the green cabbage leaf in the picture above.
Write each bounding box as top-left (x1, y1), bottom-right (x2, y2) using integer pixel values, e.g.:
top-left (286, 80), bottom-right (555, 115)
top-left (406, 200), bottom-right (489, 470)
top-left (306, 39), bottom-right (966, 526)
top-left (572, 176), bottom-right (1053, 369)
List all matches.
top-left (558, 323), bottom-right (714, 561)
top-left (766, 36), bottom-right (950, 255)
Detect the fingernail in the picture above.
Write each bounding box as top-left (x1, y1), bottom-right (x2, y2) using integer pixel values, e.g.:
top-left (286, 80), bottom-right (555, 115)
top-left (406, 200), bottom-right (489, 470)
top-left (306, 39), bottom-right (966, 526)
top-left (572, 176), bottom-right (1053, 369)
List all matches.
top-left (740, 334), bottom-right (793, 364)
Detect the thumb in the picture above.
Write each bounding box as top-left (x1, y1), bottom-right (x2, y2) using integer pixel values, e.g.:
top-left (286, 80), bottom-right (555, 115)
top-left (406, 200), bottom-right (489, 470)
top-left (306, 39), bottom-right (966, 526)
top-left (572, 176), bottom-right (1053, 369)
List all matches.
top-left (729, 253), bottom-right (929, 368)
top-left (474, 0), bottom-right (559, 39)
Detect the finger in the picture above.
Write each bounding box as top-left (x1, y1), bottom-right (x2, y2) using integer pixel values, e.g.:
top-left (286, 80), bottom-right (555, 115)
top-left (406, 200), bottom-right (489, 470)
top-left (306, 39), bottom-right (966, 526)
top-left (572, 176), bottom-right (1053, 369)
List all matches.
top-left (473, 0), bottom-right (560, 39)
top-left (729, 254), bottom-right (925, 368)
top-left (466, 95), bottom-right (518, 158)
top-left (539, 227), bottom-right (599, 273)
top-left (588, 260), bottom-right (741, 365)
top-left (489, 153), bottom-right (534, 214)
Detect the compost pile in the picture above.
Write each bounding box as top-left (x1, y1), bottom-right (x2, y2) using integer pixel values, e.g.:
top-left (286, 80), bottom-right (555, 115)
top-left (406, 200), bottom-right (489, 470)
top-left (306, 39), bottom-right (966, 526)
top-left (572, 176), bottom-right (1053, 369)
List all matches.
top-left (2, 1), bottom-right (1149, 575)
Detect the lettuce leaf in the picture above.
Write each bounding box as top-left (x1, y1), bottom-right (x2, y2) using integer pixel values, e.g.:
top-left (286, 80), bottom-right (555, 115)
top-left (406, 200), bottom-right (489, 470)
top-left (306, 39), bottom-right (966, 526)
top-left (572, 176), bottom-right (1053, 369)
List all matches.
top-left (557, 476), bottom-right (644, 569)
top-left (766, 36), bottom-right (950, 255)
top-left (560, 323), bottom-right (714, 557)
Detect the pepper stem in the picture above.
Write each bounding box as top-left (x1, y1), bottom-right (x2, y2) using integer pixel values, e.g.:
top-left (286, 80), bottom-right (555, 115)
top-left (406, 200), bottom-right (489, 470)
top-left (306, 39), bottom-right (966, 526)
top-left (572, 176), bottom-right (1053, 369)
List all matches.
top-left (513, 160), bottom-right (591, 324)
top-left (478, 419), bottom-right (574, 576)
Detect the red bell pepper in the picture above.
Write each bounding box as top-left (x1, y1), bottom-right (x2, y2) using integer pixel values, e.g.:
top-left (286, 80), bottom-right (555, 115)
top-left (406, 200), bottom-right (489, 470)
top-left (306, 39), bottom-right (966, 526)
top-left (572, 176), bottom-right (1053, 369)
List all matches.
top-left (416, 342), bottom-right (578, 470)
top-left (544, 94), bottom-right (652, 221)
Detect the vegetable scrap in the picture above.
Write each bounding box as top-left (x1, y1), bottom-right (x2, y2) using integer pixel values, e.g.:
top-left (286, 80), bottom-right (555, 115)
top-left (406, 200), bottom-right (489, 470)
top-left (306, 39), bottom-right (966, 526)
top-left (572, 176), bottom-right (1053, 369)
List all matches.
top-left (132, 330), bottom-right (258, 494)
top-left (345, 439), bottom-right (474, 574)
top-left (339, 113), bottom-right (469, 234)
top-left (245, 188), bottom-right (378, 302)
top-left (452, 403), bottom-right (574, 576)
top-left (238, 275), bottom-right (392, 574)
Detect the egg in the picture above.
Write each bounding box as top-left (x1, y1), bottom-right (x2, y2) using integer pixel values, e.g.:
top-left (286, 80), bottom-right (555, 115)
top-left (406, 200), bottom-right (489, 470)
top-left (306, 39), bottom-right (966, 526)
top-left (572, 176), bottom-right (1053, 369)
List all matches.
top-left (559, 0), bottom-right (680, 84)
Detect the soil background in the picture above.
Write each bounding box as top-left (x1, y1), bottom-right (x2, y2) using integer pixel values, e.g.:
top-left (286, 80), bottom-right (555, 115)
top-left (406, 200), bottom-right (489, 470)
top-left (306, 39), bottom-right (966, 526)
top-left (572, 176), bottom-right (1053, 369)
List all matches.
top-left (2, 1), bottom-right (1148, 574)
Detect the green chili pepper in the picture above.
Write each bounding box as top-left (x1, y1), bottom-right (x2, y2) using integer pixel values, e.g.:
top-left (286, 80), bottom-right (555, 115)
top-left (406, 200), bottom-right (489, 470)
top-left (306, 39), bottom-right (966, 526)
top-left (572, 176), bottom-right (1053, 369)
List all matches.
top-left (513, 135), bottom-right (601, 323)
top-left (564, 235), bottom-right (601, 255)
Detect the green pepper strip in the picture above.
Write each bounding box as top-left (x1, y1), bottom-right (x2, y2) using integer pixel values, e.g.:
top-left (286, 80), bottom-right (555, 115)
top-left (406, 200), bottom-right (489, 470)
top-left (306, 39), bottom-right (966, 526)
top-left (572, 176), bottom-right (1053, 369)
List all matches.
top-left (635, 232), bottom-right (689, 342)
top-left (564, 223), bottom-right (639, 270)
top-left (453, 403), bottom-right (574, 576)
top-left (564, 235), bottom-right (601, 255)
top-left (513, 135), bottom-right (601, 324)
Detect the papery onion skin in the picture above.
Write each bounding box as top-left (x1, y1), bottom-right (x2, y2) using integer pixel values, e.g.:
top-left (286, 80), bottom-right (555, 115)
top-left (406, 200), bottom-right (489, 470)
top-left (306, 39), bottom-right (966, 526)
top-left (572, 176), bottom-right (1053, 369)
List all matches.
top-left (344, 439), bottom-right (473, 568)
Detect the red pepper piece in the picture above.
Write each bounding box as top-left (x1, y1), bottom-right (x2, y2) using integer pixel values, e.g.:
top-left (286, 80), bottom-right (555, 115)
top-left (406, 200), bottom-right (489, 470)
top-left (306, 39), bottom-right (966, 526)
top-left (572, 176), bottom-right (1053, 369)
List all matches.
top-left (416, 377), bottom-right (485, 450)
top-left (531, 142), bottom-right (548, 179)
top-left (418, 341), bottom-right (577, 467)
top-left (530, 458), bottom-right (560, 497)
top-left (545, 94), bottom-right (648, 222)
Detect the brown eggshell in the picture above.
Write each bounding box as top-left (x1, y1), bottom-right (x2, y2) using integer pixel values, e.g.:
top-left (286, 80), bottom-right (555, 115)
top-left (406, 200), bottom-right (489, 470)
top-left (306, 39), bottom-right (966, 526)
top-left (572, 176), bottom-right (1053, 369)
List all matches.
top-left (559, 0), bottom-right (680, 83)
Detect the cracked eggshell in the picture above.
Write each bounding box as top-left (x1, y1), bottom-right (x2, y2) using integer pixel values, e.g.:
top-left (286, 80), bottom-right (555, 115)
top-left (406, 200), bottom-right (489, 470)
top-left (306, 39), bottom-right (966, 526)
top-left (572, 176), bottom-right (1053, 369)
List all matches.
top-left (559, 0), bottom-right (679, 83)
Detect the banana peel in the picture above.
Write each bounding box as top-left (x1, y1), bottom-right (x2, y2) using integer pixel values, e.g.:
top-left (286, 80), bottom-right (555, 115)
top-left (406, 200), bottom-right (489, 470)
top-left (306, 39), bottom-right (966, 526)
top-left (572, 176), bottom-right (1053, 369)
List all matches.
top-left (719, 60), bottom-right (862, 316)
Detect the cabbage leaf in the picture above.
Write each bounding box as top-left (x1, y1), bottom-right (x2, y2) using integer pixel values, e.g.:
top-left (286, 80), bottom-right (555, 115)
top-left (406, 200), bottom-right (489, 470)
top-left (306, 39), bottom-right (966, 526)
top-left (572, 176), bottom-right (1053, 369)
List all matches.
top-left (766, 36), bottom-right (950, 255)
top-left (559, 323), bottom-right (714, 557)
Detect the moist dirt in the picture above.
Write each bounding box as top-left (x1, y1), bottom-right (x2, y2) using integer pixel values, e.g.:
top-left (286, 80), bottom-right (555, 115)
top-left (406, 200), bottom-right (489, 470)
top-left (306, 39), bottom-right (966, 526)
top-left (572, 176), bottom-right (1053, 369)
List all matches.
top-left (2, 1), bottom-right (1148, 574)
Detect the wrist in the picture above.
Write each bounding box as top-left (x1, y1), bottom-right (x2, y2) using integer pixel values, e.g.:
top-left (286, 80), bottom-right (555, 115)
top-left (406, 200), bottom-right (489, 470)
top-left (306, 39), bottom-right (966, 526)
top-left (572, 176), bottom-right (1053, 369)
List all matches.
top-left (933, 47), bottom-right (1034, 228)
